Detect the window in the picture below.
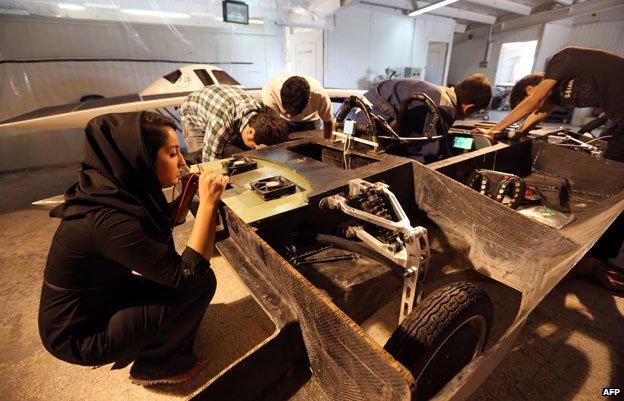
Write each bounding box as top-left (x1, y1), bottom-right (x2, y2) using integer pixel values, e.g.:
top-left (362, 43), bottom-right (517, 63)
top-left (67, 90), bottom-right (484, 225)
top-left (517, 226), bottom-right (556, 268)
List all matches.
top-left (163, 69), bottom-right (182, 84)
top-left (494, 40), bottom-right (538, 86)
top-left (212, 70), bottom-right (241, 85)
top-left (194, 69), bottom-right (215, 86)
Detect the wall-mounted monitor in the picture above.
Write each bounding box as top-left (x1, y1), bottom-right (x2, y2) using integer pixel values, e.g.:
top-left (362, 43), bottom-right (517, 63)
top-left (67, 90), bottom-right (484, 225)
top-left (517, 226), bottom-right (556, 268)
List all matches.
top-left (222, 0), bottom-right (249, 24)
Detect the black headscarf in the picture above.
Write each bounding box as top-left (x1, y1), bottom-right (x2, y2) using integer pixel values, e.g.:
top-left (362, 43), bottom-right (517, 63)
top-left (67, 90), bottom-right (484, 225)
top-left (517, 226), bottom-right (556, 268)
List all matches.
top-left (51, 112), bottom-right (172, 240)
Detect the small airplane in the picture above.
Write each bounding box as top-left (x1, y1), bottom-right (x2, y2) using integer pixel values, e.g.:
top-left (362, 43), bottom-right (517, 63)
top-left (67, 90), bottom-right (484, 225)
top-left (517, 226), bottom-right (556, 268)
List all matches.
top-left (0, 64), bottom-right (364, 133)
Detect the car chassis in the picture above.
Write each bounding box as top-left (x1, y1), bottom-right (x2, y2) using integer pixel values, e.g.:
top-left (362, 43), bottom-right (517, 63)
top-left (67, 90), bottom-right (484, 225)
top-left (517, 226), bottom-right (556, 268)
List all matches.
top-left (180, 121), bottom-right (624, 401)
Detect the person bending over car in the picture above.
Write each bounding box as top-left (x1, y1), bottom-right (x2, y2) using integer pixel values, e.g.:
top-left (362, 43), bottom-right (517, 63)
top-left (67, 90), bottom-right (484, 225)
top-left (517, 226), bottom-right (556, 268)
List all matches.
top-left (262, 74), bottom-right (336, 139)
top-left (39, 111), bottom-right (228, 385)
top-left (484, 46), bottom-right (624, 292)
top-left (181, 85), bottom-right (289, 162)
top-left (360, 74), bottom-right (492, 163)
top-left (484, 46), bottom-right (624, 163)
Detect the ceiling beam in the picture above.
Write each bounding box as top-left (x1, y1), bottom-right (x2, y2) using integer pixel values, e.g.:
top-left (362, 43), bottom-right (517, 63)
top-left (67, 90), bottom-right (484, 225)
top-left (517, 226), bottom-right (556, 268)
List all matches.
top-left (456, 0), bottom-right (624, 41)
top-left (463, 0), bottom-right (532, 15)
top-left (361, 0), bottom-right (414, 10)
top-left (415, 1), bottom-right (497, 24)
top-left (454, 22), bottom-right (467, 32)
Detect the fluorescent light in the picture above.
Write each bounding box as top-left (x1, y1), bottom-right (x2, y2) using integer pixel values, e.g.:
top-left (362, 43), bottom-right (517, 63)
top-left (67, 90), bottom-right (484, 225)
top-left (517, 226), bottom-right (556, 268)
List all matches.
top-left (121, 9), bottom-right (190, 18)
top-left (408, 0), bottom-right (460, 17)
top-left (249, 18), bottom-right (264, 25)
top-left (58, 3), bottom-right (86, 10)
top-left (84, 3), bottom-right (121, 10)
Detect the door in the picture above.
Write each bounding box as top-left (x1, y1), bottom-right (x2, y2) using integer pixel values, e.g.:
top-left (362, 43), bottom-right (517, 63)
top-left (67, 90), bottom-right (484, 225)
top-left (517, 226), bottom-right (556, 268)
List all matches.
top-left (425, 42), bottom-right (448, 86)
top-left (289, 29), bottom-right (324, 83)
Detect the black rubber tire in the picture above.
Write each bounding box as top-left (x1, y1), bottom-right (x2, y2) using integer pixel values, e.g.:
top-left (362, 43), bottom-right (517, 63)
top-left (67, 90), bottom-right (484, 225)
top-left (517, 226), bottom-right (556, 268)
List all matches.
top-left (384, 282), bottom-right (493, 400)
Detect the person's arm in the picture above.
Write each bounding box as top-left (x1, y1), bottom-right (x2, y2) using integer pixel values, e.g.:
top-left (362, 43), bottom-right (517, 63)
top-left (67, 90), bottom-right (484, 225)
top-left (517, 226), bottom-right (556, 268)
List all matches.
top-left (93, 211), bottom-right (203, 289)
top-left (516, 109), bottom-right (551, 134)
top-left (203, 112), bottom-right (230, 161)
top-left (261, 84), bottom-right (280, 113)
top-left (323, 119), bottom-right (336, 139)
top-left (93, 173), bottom-right (228, 289)
top-left (317, 89), bottom-right (335, 140)
top-left (486, 78), bottom-right (558, 138)
top-left (187, 170), bottom-right (228, 260)
top-left (181, 104), bottom-right (207, 154)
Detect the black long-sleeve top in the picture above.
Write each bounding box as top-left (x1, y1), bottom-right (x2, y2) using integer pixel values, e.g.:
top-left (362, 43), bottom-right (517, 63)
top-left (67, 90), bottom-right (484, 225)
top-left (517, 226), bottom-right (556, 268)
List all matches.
top-left (44, 208), bottom-right (209, 291)
top-left (39, 207), bottom-right (211, 357)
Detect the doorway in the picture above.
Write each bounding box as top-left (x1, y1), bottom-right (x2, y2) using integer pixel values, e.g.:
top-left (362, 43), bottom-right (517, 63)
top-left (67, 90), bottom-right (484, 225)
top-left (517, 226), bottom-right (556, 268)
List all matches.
top-left (425, 42), bottom-right (449, 85)
top-left (287, 28), bottom-right (324, 83)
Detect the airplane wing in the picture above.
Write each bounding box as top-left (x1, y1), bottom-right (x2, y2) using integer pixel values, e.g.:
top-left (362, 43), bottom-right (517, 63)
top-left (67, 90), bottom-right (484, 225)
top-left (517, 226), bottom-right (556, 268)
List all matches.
top-left (0, 88), bottom-right (365, 133)
top-left (0, 92), bottom-right (192, 133)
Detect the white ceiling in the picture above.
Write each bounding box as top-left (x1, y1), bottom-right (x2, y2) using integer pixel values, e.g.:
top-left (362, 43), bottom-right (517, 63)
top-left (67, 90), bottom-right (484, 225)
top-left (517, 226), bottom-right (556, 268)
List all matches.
top-left (0, 0), bottom-right (612, 33)
top-left (0, 0), bottom-right (302, 25)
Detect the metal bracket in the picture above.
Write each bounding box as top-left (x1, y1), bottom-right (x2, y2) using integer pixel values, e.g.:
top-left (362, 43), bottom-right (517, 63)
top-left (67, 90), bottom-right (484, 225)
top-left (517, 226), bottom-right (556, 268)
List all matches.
top-left (548, 131), bottom-right (604, 157)
top-left (560, 134), bottom-right (603, 157)
top-left (319, 179), bottom-right (430, 324)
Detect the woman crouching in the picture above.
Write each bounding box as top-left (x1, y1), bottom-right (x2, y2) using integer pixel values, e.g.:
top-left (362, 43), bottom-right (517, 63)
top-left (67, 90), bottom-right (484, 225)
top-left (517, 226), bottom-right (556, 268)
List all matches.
top-left (38, 111), bottom-right (228, 385)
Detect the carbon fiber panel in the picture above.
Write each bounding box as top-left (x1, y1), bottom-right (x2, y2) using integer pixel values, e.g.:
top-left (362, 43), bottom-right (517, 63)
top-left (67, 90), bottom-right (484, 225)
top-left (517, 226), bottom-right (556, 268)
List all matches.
top-left (223, 208), bottom-right (414, 401)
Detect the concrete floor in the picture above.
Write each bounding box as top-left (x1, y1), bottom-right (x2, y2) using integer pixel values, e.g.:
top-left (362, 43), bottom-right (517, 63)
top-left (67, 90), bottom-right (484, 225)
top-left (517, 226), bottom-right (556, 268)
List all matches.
top-left (0, 164), bottom-right (622, 401)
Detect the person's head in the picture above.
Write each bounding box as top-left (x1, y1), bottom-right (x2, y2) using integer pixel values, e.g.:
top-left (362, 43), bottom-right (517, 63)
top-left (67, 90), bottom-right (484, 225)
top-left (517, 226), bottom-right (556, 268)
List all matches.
top-left (509, 72), bottom-right (544, 108)
top-left (140, 111), bottom-right (186, 187)
top-left (280, 76), bottom-right (311, 118)
top-left (240, 107), bottom-right (289, 149)
top-left (455, 74), bottom-right (492, 118)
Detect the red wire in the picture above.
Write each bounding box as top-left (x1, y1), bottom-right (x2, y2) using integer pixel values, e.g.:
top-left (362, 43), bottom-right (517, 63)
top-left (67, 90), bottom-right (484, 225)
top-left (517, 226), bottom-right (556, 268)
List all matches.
top-left (168, 172), bottom-right (199, 242)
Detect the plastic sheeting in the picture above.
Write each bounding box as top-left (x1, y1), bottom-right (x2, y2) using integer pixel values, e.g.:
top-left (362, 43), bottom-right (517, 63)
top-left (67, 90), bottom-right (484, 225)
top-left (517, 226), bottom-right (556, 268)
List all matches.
top-left (0, 6), bottom-right (287, 121)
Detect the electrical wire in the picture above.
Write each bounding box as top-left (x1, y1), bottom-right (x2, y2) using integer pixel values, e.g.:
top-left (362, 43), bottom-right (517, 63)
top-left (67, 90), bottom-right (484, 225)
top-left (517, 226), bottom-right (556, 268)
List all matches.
top-left (168, 172), bottom-right (199, 242)
top-left (342, 130), bottom-right (353, 170)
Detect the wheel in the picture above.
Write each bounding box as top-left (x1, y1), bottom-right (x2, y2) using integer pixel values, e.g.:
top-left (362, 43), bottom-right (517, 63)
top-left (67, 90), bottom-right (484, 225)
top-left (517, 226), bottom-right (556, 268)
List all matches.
top-left (384, 282), bottom-right (493, 400)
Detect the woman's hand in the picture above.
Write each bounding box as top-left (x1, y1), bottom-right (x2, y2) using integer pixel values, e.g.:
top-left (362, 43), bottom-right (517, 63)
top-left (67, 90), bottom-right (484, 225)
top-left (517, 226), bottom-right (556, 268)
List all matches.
top-left (188, 170), bottom-right (228, 261)
top-left (198, 170), bottom-right (229, 206)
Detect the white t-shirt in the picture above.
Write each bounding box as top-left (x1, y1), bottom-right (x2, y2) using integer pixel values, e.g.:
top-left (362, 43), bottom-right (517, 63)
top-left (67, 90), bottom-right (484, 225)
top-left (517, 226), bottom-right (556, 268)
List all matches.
top-left (261, 74), bottom-right (333, 123)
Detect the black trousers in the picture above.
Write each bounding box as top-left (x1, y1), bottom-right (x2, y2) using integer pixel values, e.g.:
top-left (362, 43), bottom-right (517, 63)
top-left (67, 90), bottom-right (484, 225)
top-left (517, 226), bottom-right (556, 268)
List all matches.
top-left (40, 272), bottom-right (216, 379)
top-left (591, 122), bottom-right (624, 263)
top-left (591, 213), bottom-right (624, 261)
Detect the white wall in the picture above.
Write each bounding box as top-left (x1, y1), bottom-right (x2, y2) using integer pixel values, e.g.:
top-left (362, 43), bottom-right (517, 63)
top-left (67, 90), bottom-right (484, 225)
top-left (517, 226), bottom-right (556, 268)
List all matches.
top-left (534, 22), bottom-right (572, 72)
top-left (568, 20), bottom-right (624, 56)
top-left (325, 6), bottom-right (376, 89)
top-left (324, 5), bottom-right (455, 89)
top-left (0, 15), bottom-right (286, 172)
top-left (449, 6), bottom-right (624, 86)
top-left (288, 28), bottom-right (325, 83)
top-left (448, 25), bottom-right (541, 85)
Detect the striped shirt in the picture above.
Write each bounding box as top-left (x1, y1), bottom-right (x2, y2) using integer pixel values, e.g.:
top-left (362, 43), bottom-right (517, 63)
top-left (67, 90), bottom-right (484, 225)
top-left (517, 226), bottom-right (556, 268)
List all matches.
top-left (180, 85), bottom-right (262, 161)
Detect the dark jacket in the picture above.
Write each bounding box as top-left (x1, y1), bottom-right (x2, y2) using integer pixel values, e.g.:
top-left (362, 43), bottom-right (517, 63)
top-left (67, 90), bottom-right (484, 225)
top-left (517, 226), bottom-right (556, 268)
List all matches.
top-left (362, 79), bottom-right (458, 162)
top-left (38, 113), bottom-right (210, 362)
top-left (364, 78), bottom-right (457, 137)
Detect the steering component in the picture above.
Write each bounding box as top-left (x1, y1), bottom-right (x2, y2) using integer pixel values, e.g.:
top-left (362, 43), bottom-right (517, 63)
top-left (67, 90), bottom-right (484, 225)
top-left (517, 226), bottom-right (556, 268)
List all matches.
top-left (319, 179), bottom-right (430, 324)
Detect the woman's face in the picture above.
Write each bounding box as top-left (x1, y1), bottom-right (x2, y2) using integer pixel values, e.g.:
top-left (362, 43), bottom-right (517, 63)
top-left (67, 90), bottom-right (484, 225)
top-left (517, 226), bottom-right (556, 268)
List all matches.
top-left (155, 127), bottom-right (186, 187)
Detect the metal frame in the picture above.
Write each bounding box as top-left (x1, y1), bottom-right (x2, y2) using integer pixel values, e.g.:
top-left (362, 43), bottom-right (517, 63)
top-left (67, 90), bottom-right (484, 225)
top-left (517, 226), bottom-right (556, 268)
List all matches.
top-left (548, 133), bottom-right (604, 157)
top-left (319, 179), bottom-right (430, 324)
